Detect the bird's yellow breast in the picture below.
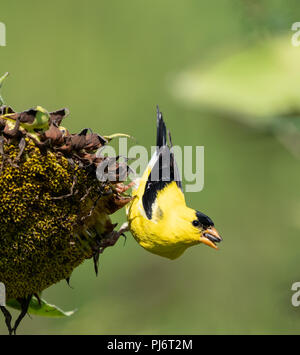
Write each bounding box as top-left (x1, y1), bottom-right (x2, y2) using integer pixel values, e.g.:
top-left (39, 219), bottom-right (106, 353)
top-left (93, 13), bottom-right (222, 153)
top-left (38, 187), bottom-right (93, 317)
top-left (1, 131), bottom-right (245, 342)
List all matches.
top-left (127, 180), bottom-right (199, 259)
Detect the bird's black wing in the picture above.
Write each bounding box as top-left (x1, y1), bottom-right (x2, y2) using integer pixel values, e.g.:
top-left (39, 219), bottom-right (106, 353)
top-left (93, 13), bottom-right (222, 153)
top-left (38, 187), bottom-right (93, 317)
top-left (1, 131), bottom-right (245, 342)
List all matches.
top-left (142, 107), bottom-right (182, 219)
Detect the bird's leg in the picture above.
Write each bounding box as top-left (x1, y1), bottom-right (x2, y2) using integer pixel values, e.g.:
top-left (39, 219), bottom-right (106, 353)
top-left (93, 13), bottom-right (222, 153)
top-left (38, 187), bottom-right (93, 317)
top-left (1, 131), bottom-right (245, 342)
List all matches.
top-left (115, 181), bottom-right (135, 194)
top-left (0, 305), bottom-right (13, 335)
top-left (12, 295), bottom-right (32, 335)
top-left (91, 223), bottom-right (130, 276)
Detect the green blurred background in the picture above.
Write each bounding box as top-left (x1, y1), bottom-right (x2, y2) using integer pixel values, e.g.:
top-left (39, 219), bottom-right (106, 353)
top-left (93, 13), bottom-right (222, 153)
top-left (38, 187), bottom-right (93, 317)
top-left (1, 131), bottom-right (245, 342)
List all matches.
top-left (1, 0), bottom-right (300, 334)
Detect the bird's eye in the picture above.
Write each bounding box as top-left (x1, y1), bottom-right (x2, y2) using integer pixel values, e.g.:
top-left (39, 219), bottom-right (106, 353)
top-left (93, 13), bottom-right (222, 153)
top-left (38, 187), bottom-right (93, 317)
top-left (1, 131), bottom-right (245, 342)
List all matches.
top-left (192, 220), bottom-right (200, 227)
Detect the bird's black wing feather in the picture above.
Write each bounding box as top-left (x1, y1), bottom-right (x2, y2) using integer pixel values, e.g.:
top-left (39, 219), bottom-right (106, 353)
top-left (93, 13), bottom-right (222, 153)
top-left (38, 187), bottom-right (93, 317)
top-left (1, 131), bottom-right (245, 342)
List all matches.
top-left (156, 106), bottom-right (167, 148)
top-left (142, 107), bottom-right (182, 219)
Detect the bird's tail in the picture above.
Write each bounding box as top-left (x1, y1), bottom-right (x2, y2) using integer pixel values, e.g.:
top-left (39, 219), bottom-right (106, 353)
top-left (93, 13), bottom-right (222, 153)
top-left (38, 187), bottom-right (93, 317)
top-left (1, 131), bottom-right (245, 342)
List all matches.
top-left (156, 105), bottom-right (167, 148)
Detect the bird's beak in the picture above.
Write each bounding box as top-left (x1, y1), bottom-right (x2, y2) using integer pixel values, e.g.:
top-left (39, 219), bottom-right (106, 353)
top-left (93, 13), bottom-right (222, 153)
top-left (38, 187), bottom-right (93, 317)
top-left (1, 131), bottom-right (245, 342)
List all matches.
top-left (200, 227), bottom-right (223, 250)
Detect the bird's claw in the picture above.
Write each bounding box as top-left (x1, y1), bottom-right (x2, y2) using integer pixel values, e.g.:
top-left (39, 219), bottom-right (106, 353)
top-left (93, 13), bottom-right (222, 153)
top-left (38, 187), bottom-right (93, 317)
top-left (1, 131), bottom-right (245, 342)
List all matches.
top-left (100, 223), bottom-right (129, 249)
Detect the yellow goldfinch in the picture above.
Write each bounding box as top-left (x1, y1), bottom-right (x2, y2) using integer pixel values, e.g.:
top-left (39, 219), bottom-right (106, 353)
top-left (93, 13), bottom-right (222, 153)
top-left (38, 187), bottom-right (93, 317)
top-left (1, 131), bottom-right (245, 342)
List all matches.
top-left (125, 107), bottom-right (222, 260)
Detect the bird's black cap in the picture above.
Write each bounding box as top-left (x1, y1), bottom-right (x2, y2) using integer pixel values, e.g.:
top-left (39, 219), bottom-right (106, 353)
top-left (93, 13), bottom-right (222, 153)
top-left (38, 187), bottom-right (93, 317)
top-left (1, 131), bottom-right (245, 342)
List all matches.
top-left (196, 211), bottom-right (214, 228)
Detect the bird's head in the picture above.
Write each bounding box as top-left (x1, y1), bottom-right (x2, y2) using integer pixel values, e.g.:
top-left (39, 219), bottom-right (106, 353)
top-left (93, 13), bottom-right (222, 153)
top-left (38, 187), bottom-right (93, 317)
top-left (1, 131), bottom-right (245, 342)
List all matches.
top-left (189, 210), bottom-right (222, 250)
